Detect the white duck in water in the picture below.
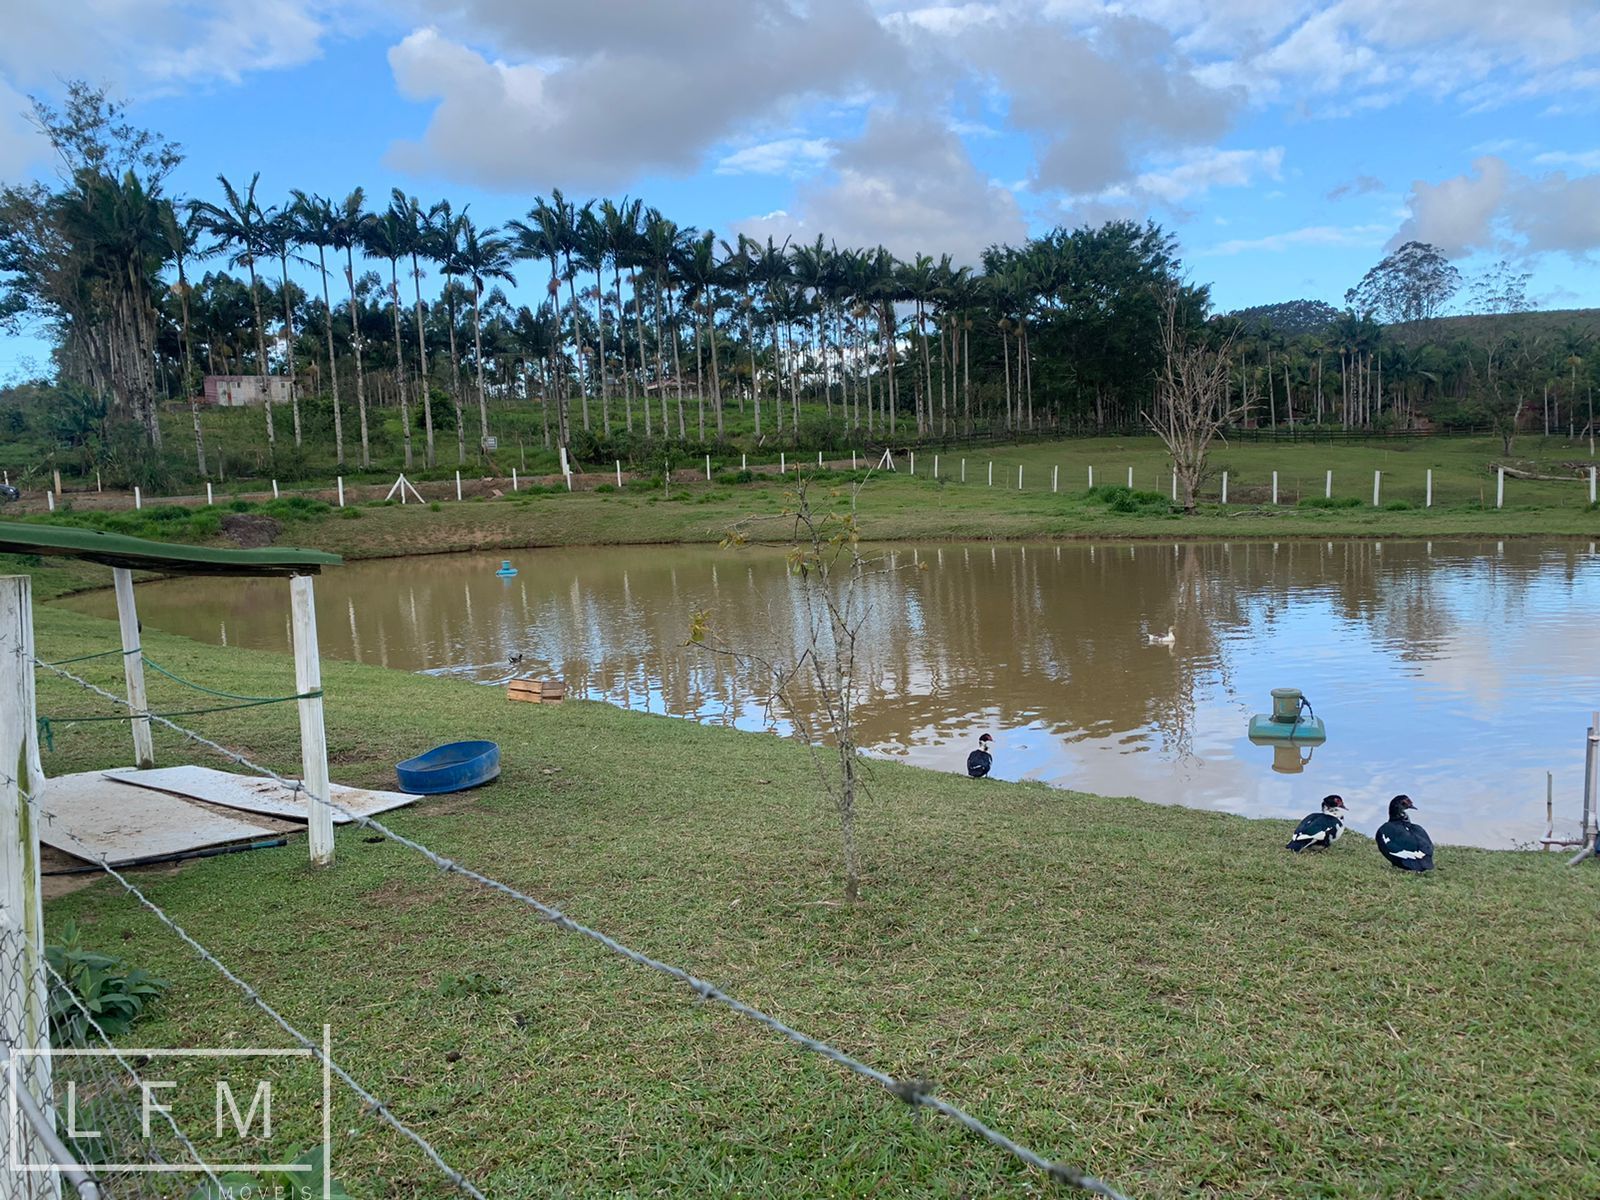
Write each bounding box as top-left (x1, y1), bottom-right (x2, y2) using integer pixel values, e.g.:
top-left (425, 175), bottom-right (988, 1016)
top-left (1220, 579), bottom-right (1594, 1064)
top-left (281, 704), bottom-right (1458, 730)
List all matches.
top-left (1147, 626), bottom-right (1175, 646)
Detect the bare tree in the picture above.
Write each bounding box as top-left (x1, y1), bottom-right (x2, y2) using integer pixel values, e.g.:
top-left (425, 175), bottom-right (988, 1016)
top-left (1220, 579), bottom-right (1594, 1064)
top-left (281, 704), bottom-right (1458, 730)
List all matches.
top-left (691, 478), bottom-right (908, 903)
top-left (1145, 292), bottom-right (1246, 513)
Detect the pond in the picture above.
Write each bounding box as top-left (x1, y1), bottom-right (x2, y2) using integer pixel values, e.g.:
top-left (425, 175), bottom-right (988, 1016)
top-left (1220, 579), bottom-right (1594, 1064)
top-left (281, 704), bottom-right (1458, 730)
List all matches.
top-left (62, 539), bottom-right (1600, 850)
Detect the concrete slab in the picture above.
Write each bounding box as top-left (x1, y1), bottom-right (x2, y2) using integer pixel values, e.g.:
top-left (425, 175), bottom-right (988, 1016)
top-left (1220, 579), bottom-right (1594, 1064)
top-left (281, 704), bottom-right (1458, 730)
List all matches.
top-left (37, 772), bottom-right (282, 867)
top-left (105, 765), bottom-right (421, 826)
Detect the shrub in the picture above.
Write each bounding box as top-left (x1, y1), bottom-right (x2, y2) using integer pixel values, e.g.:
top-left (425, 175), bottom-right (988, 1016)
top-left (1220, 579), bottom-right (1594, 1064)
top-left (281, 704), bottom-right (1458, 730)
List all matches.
top-left (1383, 499), bottom-right (1413, 511)
top-left (46, 921), bottom-right (170, 1047)
top-left (1297, 495), bottom-right (1364, 509)
top-left (338, 507), bottom-right (362, 519)
top-left (594, 483), bottom-right (617, 493)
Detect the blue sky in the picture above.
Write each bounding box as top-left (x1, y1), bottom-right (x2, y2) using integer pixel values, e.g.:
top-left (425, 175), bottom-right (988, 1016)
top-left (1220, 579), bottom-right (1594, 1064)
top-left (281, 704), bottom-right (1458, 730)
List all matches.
top-left (4, 0), bottom-right (1600, 379)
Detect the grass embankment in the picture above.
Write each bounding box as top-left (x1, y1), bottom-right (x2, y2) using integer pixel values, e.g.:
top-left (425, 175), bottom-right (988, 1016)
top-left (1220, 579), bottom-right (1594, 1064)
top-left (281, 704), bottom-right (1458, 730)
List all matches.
top-left (32, 604), bottom-right (1600, 1198)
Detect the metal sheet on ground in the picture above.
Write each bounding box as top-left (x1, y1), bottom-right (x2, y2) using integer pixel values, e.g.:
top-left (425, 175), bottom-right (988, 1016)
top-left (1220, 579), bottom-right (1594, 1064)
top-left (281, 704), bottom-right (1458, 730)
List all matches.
top-left (104, 765), bottom-right (421, 825)
top-left (38, 772), bottom-right (281, 866)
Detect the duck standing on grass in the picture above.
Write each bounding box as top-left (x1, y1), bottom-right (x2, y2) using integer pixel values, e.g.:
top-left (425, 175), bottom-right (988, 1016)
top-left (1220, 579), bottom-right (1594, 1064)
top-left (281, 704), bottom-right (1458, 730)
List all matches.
top-left (1376, 794), bottom-right (1435, 872)
top-left (966, 734), bottom-right (994, 779)
top-left (1287, 794), bottom-right (1348, 852)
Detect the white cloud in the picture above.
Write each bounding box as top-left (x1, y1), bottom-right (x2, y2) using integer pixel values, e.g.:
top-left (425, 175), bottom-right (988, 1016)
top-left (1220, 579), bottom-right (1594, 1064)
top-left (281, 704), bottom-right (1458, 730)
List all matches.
top-left (1132, 146), bottom-right (1284, 203)
top-left (1390, 156), bottom-right (1511, 255)
top-left (1533, 149), bottom-right (1600, 170)
top-left (715, 138), bottom-right (833, 177)
top-left (1200, 223), bottom-right (1390, 255)
top-left (0, 79), bottom-right (48, 183)
top-left (736, 111), bottom-right (1026, 265)
top-left (384, 1), bottom-right (900, 191)
top-left (1390, 155), bottom-right (1600, 258)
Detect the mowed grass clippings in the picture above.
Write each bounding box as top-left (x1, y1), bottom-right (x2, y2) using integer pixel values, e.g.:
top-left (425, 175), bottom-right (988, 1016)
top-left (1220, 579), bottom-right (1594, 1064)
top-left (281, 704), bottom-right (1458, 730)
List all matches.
top-left (28, 605), bottom-right (1600, 1199)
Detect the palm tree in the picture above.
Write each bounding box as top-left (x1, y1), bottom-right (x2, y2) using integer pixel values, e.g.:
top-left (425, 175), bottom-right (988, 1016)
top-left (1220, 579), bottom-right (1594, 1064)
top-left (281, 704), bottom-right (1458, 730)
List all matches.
top-left (390, 190), bottom-right (439, 466)
top-left (577, 204), bottom-right (613, 434)
top-left (360, 209), bottom-right (416, 469)
top-left (720, 236), bottom-right (760, 436)
top-left (431, 200), bottom-right (469, 464)
top-left (599, 198), bottom-right (643, 432)
top-left (507, 200), bottom-right (573, 445)
top-left (455, 218), bottom-right (517, 452)
top-left (643, 208), bottom-right (694, 439)
top-left (754, 236), bottom-right (793, 435)
top-left (157, 201), bottom-right (205, 474)
top-left (328, 189), bottom-right (372, 468)
top-left (680, 230), bottom-right (725, 441)
top-left (191, 173), bottom-right (279, 456)
top-left (263, 206), bottom-right (305, 447)
top-left (290, 191), bottom-right (347, 466)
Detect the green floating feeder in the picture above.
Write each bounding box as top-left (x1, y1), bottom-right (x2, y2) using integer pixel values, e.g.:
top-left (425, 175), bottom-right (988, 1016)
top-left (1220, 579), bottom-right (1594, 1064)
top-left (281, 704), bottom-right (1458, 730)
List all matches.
top-left (1248, 687), bottom-right (1327, 744)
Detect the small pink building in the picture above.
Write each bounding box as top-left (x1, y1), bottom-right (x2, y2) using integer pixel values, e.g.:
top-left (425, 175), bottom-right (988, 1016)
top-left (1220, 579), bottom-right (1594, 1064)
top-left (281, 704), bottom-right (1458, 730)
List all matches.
top-left (203, 375), bottom-right (293, 407)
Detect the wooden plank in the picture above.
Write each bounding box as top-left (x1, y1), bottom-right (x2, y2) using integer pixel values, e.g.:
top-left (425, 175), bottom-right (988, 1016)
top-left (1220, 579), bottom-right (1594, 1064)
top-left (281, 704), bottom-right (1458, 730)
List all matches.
top-left (105, 765), bottom-right (423, 824)
top-left (290, 574), bottom-right (334, 866)
top-left (39, 772), bottom-right (279, 866)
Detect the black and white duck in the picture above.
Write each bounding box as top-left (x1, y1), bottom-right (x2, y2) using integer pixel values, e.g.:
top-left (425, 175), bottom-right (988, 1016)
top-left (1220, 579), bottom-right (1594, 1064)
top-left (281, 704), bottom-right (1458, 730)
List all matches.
top-left (966, 734), bottom-right (994, 779)
top-left (1286, 794), bottom-right (1348, 852)
top-left (1375, 794), bottom-right (1435, 872)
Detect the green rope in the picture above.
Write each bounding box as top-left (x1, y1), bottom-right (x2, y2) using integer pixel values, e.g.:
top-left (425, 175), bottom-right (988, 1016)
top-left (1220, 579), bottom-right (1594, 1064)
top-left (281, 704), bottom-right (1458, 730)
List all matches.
top-left (142, 655), bottom-right (321, 705)
top-left (37, 692), bottom-right (322, 752)
top-left (41, 647), bottom-right (138, 666)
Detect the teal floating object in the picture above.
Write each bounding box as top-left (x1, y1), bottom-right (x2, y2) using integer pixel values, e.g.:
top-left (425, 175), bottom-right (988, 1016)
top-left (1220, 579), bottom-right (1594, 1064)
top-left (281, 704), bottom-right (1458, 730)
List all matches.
top-left (495, 559), bottom-right (518, 576)
top-left (1248, 713), bottom-right (1327, 743)
top-left (1247, 687), bottom-right (1326, 743)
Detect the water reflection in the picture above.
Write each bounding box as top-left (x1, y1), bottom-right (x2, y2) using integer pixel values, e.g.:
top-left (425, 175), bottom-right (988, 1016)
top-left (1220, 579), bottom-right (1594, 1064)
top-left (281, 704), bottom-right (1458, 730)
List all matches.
top-left (64, 540), bottom-right (1600, 849)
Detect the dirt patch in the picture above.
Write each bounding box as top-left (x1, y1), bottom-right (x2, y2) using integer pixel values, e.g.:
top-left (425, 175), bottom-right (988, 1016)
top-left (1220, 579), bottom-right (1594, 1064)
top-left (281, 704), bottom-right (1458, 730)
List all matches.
top-left (220, 513), bottom-right (283, 548)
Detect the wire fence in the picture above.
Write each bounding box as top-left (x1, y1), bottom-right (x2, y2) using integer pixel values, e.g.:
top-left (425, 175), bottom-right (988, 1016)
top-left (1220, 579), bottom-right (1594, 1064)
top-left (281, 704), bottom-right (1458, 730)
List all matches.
top-left (27, 653), bottom-right (1135, 1199)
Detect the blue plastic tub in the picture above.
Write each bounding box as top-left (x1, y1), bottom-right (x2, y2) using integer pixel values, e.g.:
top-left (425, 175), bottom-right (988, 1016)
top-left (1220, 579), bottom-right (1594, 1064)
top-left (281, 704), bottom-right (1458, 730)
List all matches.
top-left (396, 740), bottom-right (501, 794)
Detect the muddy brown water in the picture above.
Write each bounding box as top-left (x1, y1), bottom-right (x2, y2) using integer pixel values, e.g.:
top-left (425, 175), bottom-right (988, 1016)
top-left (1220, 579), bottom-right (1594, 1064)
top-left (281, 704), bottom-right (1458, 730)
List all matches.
top-left (62, 539), bottom-right (1600, 849)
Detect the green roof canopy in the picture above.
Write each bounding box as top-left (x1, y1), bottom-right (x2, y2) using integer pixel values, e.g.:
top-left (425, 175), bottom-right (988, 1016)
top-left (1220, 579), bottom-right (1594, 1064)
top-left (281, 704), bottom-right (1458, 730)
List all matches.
top-left (0, 520), bottom-right (341, 577)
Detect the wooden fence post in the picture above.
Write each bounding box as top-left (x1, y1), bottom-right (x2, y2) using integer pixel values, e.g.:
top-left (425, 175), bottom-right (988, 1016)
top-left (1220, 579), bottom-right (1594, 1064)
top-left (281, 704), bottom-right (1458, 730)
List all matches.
top-left (1496, 466), bottom-right (1504, 509)
top-left (1272, 471), bottom-right (1278, 505)
top-left (1425, 469), bottom-right (1432, 508)
top-left (335, 477), bottom-right (343, 508)
top-left (208, 481), bottom-right (215, 506)
top-left (1325, 470), bottom-right (1332, 499)
top-left (1373, 470), bottom-right (1381, 507)
top-left (290, 574), bottom-right (334, 867)
top-left (112, 567), bottom-right (154, 769)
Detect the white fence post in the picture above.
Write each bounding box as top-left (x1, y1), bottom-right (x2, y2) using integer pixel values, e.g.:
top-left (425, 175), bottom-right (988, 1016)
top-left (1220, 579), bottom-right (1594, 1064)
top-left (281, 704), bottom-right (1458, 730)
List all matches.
top-left (934, 455), bottom-right (939, 479)
top-left (1373, 470), bottom-right (1381, 507)
top-left (988, 461), bottom-right (993, 486)
top-left (1496, 466), bottom-right (1504, 509)
top-left (336, 477), bottom-right (343, 508)
top-left (45, 493), bottom-right (53, 512)
top-left (207, 481), bottom-right (215, 506)
top-left (134, 486), bottom-right (142, 510)
top-left (1271, 470), bottom-right (1279, 505)
top-left (1171, 470), bottom-right (1177, 501)
top-left (742, 453), bottom-right (748, 471)
top-left (290, 574), bottom-right (334, 867)
top-left (455, 470), bottom-right (462, 501)
top-left (512, 468), bottom-right (519, 492)
top-left (1127, 466), bottom-right (1133, 488)
top-left (272, 479), bottom-right (280, 499)
top-left (1425, 469), bottom-right (1432, 508)
top-left (1052, 465), bottom-right (1059, 493)
top-left (1325, 469), bottom-right (1332, 499)
top-left (1590, 467), bottom-right (1596, 505)
top-left (616, 461), bottom-right (623, 488)
top-left (0, 574), bottom-right (57, 1189)
top-left (780, 452), bottom-right (786, 473)
top-left (1018, 465), bottom-right (1023, 490)
top-left (1088, 465), bottom-right (1094, 489)
top-left (910, 452), bottom-right (915, 476)
top-left (52, 469), bottom-right (61, 496)
top-left (1221, 471), bottom-right (1228, 504)
top-left (706, 454), bottom-right (712, 481)
top-left (818, 451), bottom-right (823, 467)
top-left (112, 567), bottom-right (154, 769)
top-left (961, 459), bottom-right (966, 482)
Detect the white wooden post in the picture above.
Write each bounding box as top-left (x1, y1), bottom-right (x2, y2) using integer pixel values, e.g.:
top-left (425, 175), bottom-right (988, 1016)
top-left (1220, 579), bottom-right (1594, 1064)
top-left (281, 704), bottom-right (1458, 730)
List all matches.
top-left (1496, 466), bottom-right (1504, 509)
top-left (1221, 471), bottom-right (1228, 504)
top-left (96, 469), bottom-right (102, 492)
top-left (1171, 470), bottom-right (1177, 501)
top-left (743, 454), bottom-right (749, 471)
top-left (961, 459), bottom-right (966, 482)
top-left (208, 481), bottom-right (216, 506)
top-left (850, 451), bottom-right (856, 470)
top-left (0, 574), bottom-right (57, 1193)
top-left (290, 574), bottom-right (334, 867)
top-left (1373, 470), bottom-right (1381, 507)
top-left (336, 477), bottom-right (343, 508)
top-left (52, 469), bottom-right (61, 496)
top-left (1425, 469), bottom-right (1432, 508)
top-left (934, 455), bottom-right (939, 478)
top-left (1590, 467), bottom-right (1596, 505)
top-left (112, 567), bottom-right (154, 769)
top-left (45, 493), bottom-right (53, 512)
top-left (780, 452), bottom-right (786, 473)
top-left (616, 461), bottom-right (623, 488)
top-left (512, 469), bottom-right (519, 492)
top-left (1272, 471), bottom-right (1278, 505)
top-left (134, 486), bottom-right (142, 510)
top-left (1018, 465), bottom-right (1023, 490)
top-left (706, 454), bottom-right (712, 480)
top-left (1087, 465), bottom-right (1094, 489)
top-left (1127, 467), bottom-right (1134, 488)
top-left (818, 451), bottom-right (823, 466)
top-left (455, 470), bottom-right (462, 501)
top-left (910, 452), bottom-right (915, 476)
top-left (1052, 465), bottom-right (1059, 493)
top-left (272, 479), bottom-right (280, 499)
top-left (1325, 470), bottom-right (1332, 499)
top-left (988, 461), bottom-right (993, 486)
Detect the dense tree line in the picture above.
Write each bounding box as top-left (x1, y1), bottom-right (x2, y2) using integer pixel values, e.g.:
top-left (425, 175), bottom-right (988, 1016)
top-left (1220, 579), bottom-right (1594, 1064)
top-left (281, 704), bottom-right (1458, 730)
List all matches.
top-left (3, 85), bottom-right (1597, 483)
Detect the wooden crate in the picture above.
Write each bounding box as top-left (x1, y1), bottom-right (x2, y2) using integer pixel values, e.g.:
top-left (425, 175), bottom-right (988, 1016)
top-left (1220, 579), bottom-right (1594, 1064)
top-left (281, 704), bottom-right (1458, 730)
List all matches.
top-left (508, 678), bottom-right (566, 704)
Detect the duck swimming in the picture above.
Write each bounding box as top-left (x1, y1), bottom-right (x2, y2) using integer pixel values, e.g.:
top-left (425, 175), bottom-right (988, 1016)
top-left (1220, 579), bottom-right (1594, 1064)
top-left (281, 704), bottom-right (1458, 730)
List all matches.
top-left (1147, 626), bottom-right (1175, 645)
top-left (966, 734), bottom-right (994, 779)
top-left (1375, 794), bottom-right (1435, 872)
top-left (1286, 794), bottom-right (1347, 852)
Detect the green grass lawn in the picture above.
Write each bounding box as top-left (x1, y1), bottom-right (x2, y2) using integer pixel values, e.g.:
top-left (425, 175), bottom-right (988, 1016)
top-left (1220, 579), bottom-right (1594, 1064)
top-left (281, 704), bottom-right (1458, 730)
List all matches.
top-left (29, 603), bottom-right (1600, 1198)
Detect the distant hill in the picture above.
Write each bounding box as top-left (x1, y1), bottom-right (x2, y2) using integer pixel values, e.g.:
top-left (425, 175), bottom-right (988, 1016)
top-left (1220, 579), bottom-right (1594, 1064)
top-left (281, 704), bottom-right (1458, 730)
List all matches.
top-left (1405, 307), bottom-right (1600, 342)
top-left (1225, 300), bottom-right (1342, 335)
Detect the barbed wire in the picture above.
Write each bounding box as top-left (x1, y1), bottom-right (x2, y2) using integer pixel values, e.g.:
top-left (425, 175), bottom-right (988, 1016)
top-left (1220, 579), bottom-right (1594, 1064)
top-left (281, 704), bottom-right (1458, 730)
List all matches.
top-left (33, 655), bottom-right (1133, 1199)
